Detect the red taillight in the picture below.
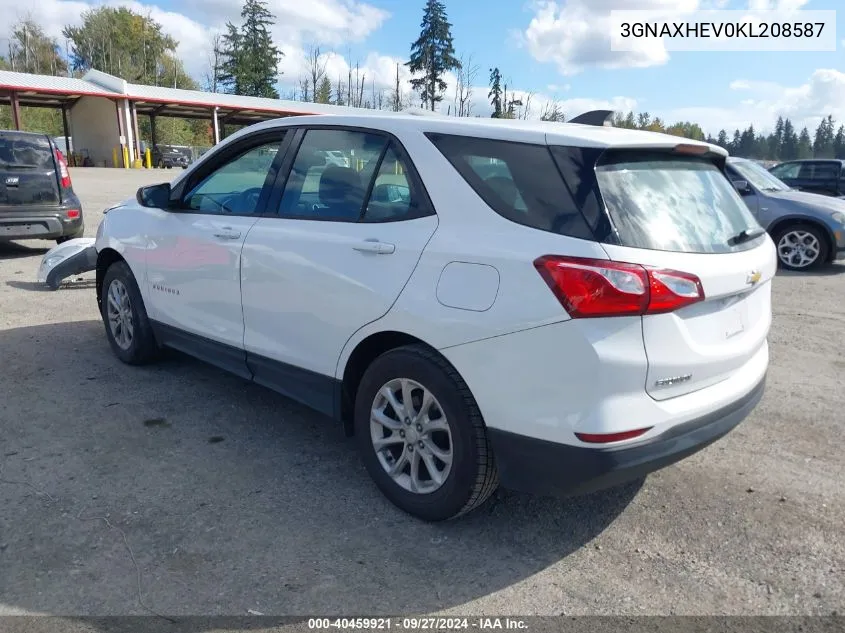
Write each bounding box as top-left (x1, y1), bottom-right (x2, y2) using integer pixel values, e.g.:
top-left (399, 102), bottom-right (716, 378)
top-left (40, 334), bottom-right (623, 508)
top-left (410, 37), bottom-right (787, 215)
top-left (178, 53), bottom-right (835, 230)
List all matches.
top-left (55, 149), bottom-right (71, 189)
top-left (575, 427), bottom-right (652, 444)
top-left (66, 209), bottom-right (80, 219)
top-left (534, 255), bottom-right (704, 318)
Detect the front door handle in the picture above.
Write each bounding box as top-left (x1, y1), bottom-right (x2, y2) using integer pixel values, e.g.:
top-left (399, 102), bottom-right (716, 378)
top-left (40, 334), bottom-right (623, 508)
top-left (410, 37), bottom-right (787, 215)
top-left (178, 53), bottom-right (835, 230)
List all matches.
top-left (213, 226), bottom-right (241, 240)
top-left (352, 239), bottom-right (395, 255)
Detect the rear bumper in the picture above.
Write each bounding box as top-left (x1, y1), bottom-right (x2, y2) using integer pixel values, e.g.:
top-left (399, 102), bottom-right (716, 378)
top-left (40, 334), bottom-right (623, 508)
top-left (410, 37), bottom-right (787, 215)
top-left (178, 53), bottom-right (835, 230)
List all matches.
top-left (488, 374), bottom-right (766, 498)
top-left (0, 209), bottom-right (83, 240)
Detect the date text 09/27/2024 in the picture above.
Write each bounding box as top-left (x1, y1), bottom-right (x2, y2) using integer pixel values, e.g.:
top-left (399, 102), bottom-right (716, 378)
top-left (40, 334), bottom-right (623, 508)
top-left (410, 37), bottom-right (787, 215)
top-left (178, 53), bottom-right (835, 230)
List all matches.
top-left (307, 618), bottom-right (529, 630)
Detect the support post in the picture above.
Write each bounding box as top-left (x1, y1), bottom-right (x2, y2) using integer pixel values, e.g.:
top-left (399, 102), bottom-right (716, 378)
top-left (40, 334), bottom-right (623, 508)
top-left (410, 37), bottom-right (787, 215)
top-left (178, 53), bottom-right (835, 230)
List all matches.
top-left (131, 101), bottom-right (142, 162)
top-left (61, 103), bottom-right (71, 161)
top-left (123, 99), bottom-right (134, 169)
top-left (10, 91), bottom-right (21, 130)
top-left (115, 100), bottom-right (126, 168)
top-left (150, 115), bottom-right (157, 163)
top-left (212, 106), bottom-right (220, 145)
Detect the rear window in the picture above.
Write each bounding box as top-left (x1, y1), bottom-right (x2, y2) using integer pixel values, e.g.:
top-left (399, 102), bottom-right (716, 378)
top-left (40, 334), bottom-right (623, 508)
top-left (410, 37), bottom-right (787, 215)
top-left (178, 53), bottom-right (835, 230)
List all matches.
top-left (425, 133), bottom-right (594, 240)
top-left (595, 152), bottom-right (761, 254)
top-left (0, 134), bottom-right (54, 169)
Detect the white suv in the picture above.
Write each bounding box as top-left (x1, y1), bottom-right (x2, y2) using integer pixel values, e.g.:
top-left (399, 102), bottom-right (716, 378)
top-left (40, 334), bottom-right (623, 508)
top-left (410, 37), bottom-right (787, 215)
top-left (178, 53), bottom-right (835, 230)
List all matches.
top-left (94, 113), bottom-right (775, 521)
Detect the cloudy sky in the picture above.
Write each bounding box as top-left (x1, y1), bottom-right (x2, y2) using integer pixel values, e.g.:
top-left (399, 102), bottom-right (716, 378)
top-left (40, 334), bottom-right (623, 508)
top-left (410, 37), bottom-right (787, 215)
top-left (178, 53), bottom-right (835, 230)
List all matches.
top-left (0, 0), bottom-right (843, 135)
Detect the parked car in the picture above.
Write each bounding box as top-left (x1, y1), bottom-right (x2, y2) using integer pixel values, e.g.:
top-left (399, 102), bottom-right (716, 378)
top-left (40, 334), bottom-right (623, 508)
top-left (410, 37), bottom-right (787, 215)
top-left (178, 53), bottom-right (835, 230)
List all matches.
top-left (768, 158), bottom-right (845, 198)
top-left (152, 144), bottom-right (192, 169)
top-left (0, 130), bottom-right (83, 244)
top-left (92, 114), bottom-right (773, 521)
top-left (726, 157), bottom-right (845, 270)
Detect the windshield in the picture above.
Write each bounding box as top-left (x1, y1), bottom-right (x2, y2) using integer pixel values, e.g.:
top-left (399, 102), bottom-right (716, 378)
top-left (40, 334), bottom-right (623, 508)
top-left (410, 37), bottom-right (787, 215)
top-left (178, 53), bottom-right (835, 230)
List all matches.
top-left (596, 152), bottom-right (761, 254)
top-left (730, 159), bottom-right (790, 192)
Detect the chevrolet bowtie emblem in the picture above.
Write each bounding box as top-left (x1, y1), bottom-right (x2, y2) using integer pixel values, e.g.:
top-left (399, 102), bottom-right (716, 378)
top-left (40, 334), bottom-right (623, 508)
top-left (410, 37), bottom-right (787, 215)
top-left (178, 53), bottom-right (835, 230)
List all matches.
top-left (746, 270), bottom-right (762, 284)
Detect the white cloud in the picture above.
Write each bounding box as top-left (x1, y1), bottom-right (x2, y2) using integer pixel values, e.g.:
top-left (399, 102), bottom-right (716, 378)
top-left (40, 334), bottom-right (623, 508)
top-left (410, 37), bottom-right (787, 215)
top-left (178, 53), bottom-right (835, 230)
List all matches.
top-left (659, 69), bottom-right (845, 135)
top-left (519, 0), bottom-right (700, 76)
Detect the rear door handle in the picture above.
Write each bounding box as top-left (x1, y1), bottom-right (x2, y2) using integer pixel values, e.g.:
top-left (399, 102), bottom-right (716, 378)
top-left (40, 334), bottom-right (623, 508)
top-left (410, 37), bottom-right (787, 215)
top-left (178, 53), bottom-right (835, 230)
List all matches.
top-left (213, 226), bottom-right (241, 240)
top-left (352, 239), bottom-right (395, 255)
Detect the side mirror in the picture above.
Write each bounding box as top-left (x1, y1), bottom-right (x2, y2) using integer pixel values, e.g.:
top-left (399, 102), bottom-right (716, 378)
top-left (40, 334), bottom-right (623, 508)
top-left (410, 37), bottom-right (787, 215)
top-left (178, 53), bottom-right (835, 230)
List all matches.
top-left (136, 182), bottom-right (172, 209)
top-left (732, 179), bottom-right (751, 195)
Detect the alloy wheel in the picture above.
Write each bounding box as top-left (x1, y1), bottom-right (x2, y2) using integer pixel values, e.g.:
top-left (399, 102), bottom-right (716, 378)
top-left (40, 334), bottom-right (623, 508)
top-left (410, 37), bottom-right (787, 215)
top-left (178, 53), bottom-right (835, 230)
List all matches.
top-left (370, 378), bottom-right (453, 494)
top-left (106, 279), bottom-right (134, 350)
top-left (777, 230), bottom-right (821, 269)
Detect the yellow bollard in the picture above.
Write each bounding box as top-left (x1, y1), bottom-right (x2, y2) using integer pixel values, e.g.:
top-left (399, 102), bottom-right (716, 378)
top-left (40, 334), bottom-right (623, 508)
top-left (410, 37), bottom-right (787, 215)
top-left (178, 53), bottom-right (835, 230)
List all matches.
top-left (144, 147), bottom-right (152, 169)
top-left (112, 147), bottom-right (118, 168)
top-left (122, 146), bottom-right (129, 169)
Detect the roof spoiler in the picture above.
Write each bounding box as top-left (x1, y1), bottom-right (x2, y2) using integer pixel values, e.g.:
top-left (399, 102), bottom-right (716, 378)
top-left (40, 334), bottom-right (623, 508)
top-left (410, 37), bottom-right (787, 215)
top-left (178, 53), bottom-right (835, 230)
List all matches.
top-left (569, 110), bottom-right (615, 127)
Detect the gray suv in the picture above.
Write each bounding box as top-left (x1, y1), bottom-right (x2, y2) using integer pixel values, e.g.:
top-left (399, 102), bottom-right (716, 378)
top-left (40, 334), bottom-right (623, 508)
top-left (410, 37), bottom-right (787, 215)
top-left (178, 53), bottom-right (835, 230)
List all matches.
top-left (726, 157), bottom-right (845, 271)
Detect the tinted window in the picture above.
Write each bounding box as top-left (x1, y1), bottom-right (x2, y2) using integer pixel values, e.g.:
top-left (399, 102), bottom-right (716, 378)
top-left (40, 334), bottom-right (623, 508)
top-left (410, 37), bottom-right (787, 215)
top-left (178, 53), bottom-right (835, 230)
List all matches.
top-left (362, 144), bottom-right (423, 222)
top-left (279, 129), bottom-right (386, 221)
top-left (595, 152), bottom-right (760, 254)
top-left (809, 162), bottom-right (838, 181)
top-left (426, 134), bottom-right (594, 239)
top-left (0, 134), bottom-right (54, 169)
top-left (771, 163), bottom-right (800, 180)
top-left (183, 140), bottom-right (281, 215)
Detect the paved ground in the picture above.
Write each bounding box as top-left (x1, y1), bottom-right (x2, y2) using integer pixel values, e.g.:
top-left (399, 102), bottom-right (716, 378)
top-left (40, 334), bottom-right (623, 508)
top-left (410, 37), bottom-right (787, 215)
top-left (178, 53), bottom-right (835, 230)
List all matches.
top-left (0, 168), bottom-right (843, 619)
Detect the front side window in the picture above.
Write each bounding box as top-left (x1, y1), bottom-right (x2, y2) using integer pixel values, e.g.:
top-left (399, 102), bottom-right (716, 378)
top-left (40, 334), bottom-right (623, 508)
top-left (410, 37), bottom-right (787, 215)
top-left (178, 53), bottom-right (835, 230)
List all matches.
top-left (183, 140), bottom-right (282, 215)
top-left (279, 129), bottom-right (386, 221)
top-left (596, 152), bottom-right (760, 254)
top-left (771, 162), bottom-right (801, 180)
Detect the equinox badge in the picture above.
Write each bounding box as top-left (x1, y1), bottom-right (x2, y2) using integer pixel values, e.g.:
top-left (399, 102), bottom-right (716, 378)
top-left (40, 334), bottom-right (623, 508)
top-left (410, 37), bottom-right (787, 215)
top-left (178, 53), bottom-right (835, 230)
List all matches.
top-left (746, 270), bottom-right (762, 285)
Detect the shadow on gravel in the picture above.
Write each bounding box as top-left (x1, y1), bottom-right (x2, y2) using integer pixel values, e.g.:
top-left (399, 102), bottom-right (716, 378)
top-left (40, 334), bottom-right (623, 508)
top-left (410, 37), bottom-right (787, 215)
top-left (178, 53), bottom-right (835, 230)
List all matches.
top-left (0, 321), bottom-right (642, 625)
top-left (776, 261), bottom-right (845, 277)
top-left (6, 279), bottom-right (96, 292)
top-left (0, 242), bottom-right (50, 260)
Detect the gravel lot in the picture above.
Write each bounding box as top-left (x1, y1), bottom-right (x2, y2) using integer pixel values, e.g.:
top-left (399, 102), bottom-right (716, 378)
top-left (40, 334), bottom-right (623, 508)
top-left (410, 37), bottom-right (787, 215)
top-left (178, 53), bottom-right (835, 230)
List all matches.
top-left (0, 168), bottom-right (843, 618)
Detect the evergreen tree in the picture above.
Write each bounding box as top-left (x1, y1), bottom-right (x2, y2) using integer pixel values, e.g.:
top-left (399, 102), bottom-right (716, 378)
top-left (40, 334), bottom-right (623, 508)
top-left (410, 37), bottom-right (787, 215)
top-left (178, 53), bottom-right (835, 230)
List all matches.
top-left (782, 118), bottom-right (798, 160)
top-left (834, 125), bottom-right (845, 159)
top-left (813, 115), bottom-right (836, 158)
top-left (488, 67), bottom-right (503, 118)
top-left (797, 126), bottom-right (813, 158)
top-left (407, 0), bottom-right (461, 111)
top-left (218, 0), bottom-right (283, 98)
top-left (731, 129), bottom-right (741, 154)
top-left (717, 129), bottom-right (729, 149)
top-left (316, 76), bottom-right (333, 104)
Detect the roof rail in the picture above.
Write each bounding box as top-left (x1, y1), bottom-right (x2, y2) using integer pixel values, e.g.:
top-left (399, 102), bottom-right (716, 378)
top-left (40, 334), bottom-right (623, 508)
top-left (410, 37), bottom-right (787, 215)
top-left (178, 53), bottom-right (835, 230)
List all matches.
top-left (569, 110), bottom-right (615, 127)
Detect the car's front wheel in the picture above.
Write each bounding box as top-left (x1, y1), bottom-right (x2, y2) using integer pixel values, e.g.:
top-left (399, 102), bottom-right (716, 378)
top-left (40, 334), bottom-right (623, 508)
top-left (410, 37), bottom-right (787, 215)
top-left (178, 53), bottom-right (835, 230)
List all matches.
top-left (100, 261), bottom-right (160, 365)
top-left (354, 345), bottom-right (498, 522)
top-left (774, 223), bottom-right (828, 271)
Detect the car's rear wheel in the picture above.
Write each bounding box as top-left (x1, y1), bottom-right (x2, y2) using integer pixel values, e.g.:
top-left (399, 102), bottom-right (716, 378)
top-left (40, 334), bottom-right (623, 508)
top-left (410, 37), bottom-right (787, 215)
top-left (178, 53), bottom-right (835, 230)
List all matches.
top-left (774, 223), bottom-right (828, 271)
top-left (354, 345), bottom-right (498, 522)
top-left (100, 261), bottom-right (159, 365)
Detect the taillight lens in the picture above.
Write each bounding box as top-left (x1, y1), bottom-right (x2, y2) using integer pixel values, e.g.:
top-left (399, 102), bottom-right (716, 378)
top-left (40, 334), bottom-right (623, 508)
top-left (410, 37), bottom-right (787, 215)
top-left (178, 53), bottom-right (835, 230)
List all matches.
top-left (534, 255), bottom-right (704, 318)
top-left (55, 149), bottom-right (71, 189)
top-left (66, 209), bottom-right (80, 219)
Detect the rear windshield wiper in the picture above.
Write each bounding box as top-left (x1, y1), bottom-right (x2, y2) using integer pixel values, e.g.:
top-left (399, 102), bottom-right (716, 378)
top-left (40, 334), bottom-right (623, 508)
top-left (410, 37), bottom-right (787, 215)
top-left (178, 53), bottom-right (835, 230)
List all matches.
top-left (728, 226), bottom-right (766, 246)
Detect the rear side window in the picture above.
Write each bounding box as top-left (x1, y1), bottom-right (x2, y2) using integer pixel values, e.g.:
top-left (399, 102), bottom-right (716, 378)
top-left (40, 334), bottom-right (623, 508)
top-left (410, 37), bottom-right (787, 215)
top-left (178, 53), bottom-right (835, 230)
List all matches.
top-left (426, 133), bottom-right (594, 240)
top-left (595, 152), bottom-right (760, 254)
top-left (0, 134), bottom-right (54, 169)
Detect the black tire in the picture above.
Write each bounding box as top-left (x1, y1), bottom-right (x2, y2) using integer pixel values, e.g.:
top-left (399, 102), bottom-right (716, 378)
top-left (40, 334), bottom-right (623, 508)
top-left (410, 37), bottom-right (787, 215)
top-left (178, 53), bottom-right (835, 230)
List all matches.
top-left (773, 223), bottom-right (829, 271)
top-left (56, 228), bottom-right (84, 244)
top-left (100, 261), bottom-right (160, 365)
top-left (354, 345), bottom-right (498, 522)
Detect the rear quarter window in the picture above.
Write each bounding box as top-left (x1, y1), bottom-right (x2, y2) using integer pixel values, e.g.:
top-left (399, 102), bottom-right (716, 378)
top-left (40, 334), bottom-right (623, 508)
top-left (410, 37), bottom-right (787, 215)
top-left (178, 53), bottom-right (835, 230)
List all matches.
top-left (425, 133), bottom-right (594, 240)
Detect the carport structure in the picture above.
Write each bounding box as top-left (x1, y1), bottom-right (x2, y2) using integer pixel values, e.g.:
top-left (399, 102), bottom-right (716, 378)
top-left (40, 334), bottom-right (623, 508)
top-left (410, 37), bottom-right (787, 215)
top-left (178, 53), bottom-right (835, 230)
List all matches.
top-left (0, 68), bottom-right (367, 167)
